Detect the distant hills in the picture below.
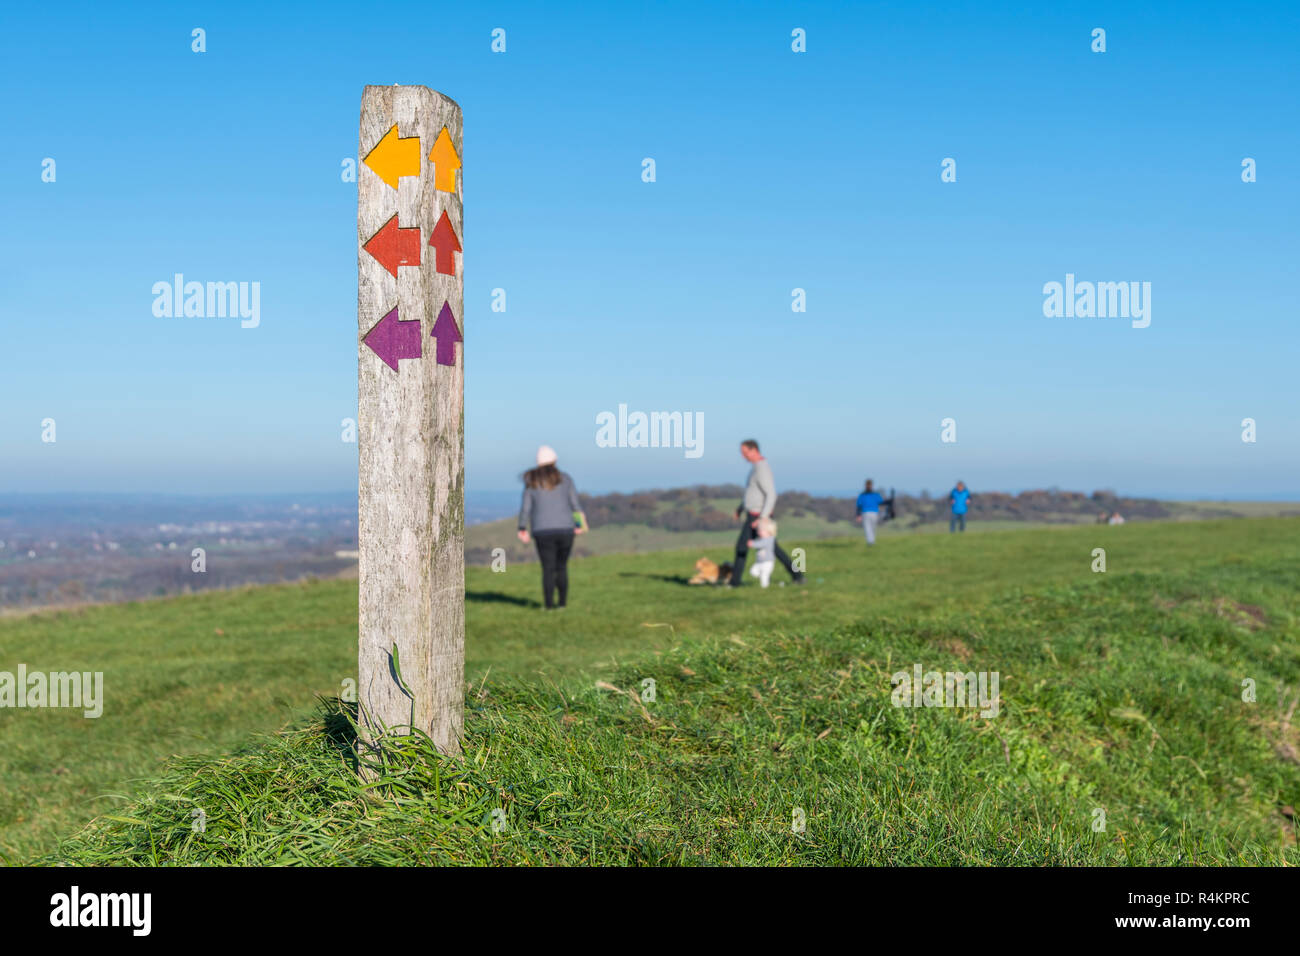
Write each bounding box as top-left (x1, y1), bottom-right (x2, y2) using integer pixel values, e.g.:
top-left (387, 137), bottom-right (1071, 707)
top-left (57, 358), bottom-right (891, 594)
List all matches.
top-left (467, 485), bottom-right (1300, 566)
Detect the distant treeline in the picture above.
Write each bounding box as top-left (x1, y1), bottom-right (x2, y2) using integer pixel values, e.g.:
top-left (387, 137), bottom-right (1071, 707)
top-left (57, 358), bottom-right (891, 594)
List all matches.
top-left (574, 484), bottom-right (1172, 531)
top-left (577, 485), bottom-right (744, 532)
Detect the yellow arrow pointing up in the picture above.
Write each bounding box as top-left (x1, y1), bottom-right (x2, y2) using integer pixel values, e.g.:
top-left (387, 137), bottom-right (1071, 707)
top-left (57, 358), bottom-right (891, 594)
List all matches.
top-left (428, 127), bottom-right (461, 194)
top-left (363, 124), bottom-right (421, 190)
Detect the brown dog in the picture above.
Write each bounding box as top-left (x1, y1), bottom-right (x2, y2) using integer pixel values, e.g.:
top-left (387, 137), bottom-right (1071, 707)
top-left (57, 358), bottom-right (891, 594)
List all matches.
top-left (688, 557), bottom-right (734, 585)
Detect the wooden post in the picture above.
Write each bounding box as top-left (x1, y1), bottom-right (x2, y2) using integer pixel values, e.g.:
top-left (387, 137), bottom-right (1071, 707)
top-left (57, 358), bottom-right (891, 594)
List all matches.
top-left (357, 85), bottom-right (464, 755)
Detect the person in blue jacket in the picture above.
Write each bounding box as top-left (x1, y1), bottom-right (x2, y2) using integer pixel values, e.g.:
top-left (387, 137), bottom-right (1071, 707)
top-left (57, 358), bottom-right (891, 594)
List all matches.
top-left (948, 480), bottom-right (971, 533)
top-left (855, 479), bottom-right (883, 545)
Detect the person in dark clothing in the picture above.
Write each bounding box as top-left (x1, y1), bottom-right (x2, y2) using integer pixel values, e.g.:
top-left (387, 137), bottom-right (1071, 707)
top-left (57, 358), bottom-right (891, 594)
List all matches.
top-left (728, 439), bottom-right (804, 586)
top-left (517, 445), bottom-right (589, 609)
top-left (881, 488), bottom-right (897, 523)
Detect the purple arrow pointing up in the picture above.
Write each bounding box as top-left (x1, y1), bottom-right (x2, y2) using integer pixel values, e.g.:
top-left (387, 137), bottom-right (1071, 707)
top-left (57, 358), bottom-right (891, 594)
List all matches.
top-left (430, 300), bottom-right (462, 367)
top-left (364, 306), bottom-right (422, 371)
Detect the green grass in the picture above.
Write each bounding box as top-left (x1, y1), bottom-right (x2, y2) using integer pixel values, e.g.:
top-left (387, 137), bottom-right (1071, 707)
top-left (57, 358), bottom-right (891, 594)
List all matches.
top-left (4, 518), bottom-right (1299, 864)
top-left (465, 495), bottom-right (1300, 566)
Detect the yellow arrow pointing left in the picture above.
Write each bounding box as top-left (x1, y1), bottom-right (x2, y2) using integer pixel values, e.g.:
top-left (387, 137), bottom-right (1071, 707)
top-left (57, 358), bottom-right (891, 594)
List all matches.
top-left (363, 124), bottom-right (421, 190)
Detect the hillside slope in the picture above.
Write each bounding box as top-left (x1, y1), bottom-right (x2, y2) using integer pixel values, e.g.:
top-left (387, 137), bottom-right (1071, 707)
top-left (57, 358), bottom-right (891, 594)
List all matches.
top-left (4, 518), bottom-right (1298, 864)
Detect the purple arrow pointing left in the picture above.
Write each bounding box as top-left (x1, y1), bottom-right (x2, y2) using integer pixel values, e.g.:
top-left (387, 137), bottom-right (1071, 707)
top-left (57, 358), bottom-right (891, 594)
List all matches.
top-left (364, 306), bottom-right (422, 372)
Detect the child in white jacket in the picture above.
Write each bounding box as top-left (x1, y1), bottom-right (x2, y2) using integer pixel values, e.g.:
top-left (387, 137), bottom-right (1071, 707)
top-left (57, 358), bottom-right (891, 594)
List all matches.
top-left (747, 517), bottom-right (778, 588)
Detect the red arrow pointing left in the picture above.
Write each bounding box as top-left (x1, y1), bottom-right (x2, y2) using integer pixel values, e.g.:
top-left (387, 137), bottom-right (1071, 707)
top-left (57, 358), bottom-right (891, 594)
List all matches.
top-left (364, 215), bottom-right (421, 278)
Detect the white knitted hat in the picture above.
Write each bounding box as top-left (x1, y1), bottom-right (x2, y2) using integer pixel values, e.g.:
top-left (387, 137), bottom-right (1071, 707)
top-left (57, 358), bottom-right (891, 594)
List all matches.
top-left (536, 445), bottom-right (558, 466)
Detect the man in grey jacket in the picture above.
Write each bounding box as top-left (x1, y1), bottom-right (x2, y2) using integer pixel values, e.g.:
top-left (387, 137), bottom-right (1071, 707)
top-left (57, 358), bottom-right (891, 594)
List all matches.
top-left (728, 439), bottom-right (804, 587)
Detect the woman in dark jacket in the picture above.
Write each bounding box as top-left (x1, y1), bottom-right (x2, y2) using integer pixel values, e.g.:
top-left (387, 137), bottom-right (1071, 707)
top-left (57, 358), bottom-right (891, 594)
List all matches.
top-left (517, 445), bottom-right (589, 610)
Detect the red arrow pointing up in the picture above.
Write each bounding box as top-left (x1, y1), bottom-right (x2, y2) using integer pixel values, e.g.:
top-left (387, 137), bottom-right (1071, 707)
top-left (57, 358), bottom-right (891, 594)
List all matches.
top-left (428, 210), bottom-right (461, 277)
top-left (364, 215), bottom-right (421, 278)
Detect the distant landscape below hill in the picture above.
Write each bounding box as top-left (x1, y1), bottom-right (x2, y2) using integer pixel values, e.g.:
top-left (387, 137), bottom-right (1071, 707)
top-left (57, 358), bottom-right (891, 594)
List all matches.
top-left (2, 489), bottom-right (1295, 609)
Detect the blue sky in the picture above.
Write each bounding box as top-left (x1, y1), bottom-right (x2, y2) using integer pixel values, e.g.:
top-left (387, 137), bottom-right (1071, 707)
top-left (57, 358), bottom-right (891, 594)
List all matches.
top-left (2, 0), bottom-right (1296, 499)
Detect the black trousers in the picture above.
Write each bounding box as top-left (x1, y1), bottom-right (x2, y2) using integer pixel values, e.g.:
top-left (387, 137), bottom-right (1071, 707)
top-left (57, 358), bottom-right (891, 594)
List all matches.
top-left (533, 530), bottom-right (575, 608)
top-left (730, 512), bottom-right (800, 585)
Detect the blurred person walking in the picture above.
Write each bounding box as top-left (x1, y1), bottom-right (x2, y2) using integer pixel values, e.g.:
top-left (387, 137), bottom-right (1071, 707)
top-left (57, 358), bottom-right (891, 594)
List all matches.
top-left (856, 479), bottom-right (883, 545)
top-left (517, 446), bottom-right (589, 609)
top-left (728, 439), bottom-right (804, 587)
top-left (948, 480), bottom-right (972, 533)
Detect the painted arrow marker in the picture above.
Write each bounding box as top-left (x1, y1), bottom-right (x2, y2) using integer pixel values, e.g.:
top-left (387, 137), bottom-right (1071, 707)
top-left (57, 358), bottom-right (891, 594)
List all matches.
top-left (363, 124), bottom-right (421, 190)
top-left (428, 127), bottom-right (461, 194)
top-left (428, 210), bottom-right (461, 276)
top-left (364, 306), bottom-right (422, 371)
top-left (430, 300), bottom-right (462, 366)
top-left (364, 215), bottom-right (422, 278)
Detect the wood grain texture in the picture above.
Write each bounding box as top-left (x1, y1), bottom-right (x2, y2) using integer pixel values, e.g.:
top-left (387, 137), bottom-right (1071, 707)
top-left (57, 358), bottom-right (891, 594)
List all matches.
top-left (358, 85), bottom-right (464, 754)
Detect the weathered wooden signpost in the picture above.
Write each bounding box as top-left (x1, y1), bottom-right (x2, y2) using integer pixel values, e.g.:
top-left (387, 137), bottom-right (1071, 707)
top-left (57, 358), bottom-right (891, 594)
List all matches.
top-left (357, 85), bottom-right (464, 755)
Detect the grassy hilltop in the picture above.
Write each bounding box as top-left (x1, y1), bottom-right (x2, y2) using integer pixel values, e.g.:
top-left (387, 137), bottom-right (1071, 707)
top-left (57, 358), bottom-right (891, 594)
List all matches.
top-left (2, 518), bottom-right (1298, 864)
